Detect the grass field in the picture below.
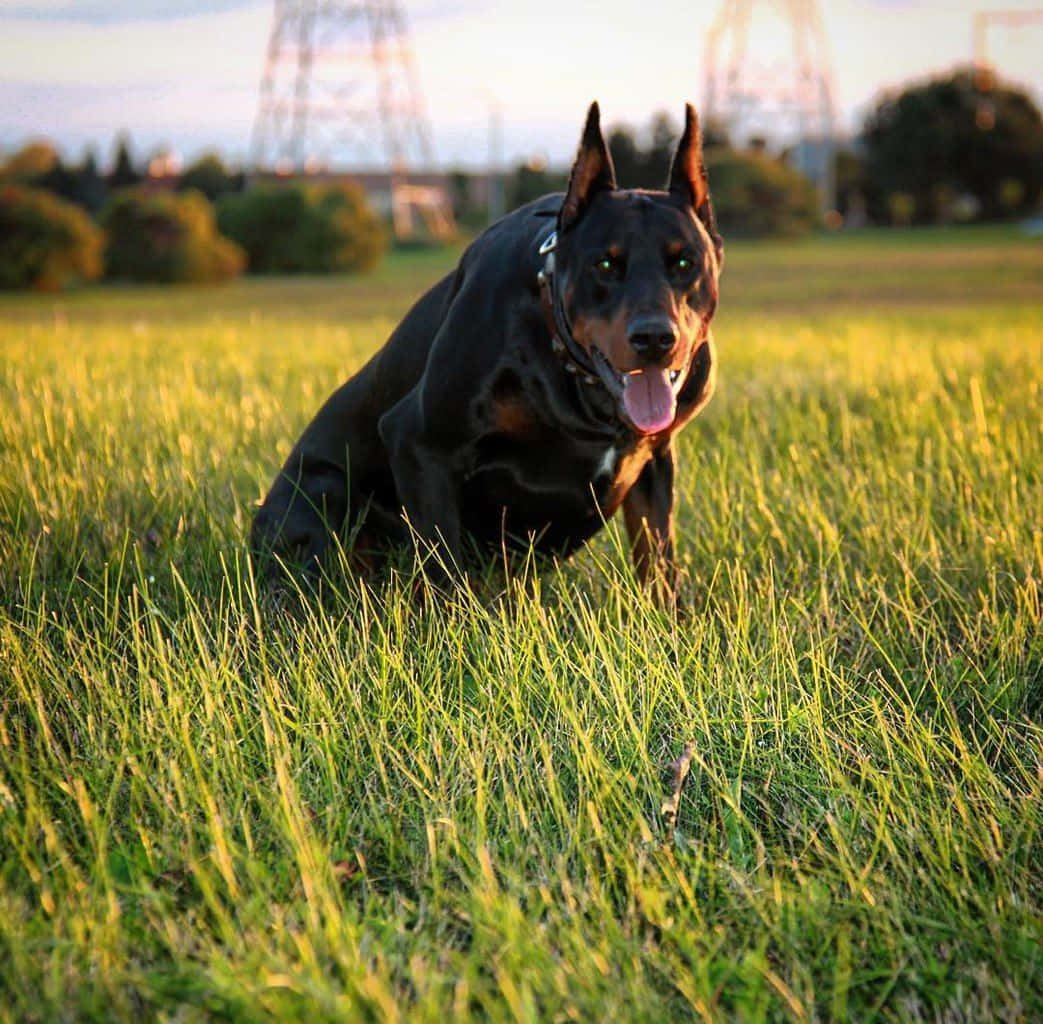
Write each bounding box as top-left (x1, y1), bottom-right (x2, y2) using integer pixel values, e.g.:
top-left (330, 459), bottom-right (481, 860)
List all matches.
top-left (1, 225), bottom-right (1042, 1021)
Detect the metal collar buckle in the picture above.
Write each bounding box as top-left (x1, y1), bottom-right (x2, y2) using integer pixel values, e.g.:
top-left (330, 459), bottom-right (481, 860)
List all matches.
top-left (537, 230), bottom-right (557, 284)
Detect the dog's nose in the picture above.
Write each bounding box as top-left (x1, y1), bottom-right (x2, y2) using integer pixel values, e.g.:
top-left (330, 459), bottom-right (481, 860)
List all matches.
top-left (627, 314), bottom-right (678, 360)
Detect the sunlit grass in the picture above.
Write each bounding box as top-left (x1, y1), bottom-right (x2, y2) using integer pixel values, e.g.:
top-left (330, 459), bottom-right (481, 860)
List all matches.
top-left (1, 227), bottom-right (1041, 1020)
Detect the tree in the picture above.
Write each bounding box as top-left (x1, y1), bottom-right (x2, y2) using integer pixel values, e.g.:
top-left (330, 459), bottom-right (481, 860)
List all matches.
top-left (506, 160), bottom-right (567, 212)
top-left (606, 125), bottom-right (643, 188)
top-left (701, 117), bottom-right (731, 151)
top-left (1, 142), bottom-right (108, 215)
top-left (602, 112), bottom-right (818, 237)
top-left (447, 169), bottom-right (487, 230)
top-left (861, 67), bottom-right (1043, 223)
top-left (72, 149), bottom-right (107, 214)
top-left (606, 112), bottom-right (680, 189)
top-left (177, 153), bottom-right (243, 201)
top-left (34, 155), bottom-right (78, 207)
top-left (645, 111), bottom-right (679, 186)
top-left (108, 135), bottom-right (142, 190)
top-left (832, 146), bottom-right (867, 221)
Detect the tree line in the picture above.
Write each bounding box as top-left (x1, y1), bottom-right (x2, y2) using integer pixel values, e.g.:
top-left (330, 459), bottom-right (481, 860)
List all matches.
top-left (496, 66), bottom-right (1043, 231)
top-left (0, 138), bottom-right (387, 290)
top-left (3, 65), bottom-right (1041, 290)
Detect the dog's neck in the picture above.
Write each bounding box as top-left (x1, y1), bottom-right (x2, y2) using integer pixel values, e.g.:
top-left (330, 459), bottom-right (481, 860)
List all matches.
top-left (536, 229), bottom-right (624, 403)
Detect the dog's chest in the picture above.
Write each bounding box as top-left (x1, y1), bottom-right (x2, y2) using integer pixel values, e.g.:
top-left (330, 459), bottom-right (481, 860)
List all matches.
top-left (594, 443), bottom-right (654, 513)
top-left (594, 445), bottom-right (618, 483)
top-left (468, 428), bottom-right (646, 516)
top-left (470, 430), bottom-right (618, 490)
top-left (469, 362), bottom-right (652, 512)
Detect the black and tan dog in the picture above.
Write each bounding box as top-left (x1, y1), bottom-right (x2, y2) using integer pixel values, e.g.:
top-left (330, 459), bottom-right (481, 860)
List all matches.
top-left (252, 102), bottom-right (722, 595)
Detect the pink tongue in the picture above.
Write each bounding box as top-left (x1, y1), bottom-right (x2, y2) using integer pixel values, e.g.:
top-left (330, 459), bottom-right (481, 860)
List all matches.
top-left (622, 368), bottom-right (676, 434)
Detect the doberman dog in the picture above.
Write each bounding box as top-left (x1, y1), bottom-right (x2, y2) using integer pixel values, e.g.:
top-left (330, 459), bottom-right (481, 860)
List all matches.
top-left (251, 102), bottom-right (722, 597)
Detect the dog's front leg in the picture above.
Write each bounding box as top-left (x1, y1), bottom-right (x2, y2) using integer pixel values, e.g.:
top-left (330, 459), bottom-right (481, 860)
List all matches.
top-left (379, 394), bottom-right (465, 584)
top-left (251, 449), bottom-right (348, 578)
top-left (251, 371), bottom-right (367, 578)
top-left (623, 441), bottom-right (678, 600)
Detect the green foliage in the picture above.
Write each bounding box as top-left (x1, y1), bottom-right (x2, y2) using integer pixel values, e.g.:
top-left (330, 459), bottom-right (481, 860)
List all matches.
top-left (216, 182), bottom-right (387, 275)
top-left (2, 143), bottom-right (109, 216)
top-left (862, 66), bottom-right (1043, 223)
top-left (888, 191), bottom-right (916, 226)
top-left (448, 168), bottom-right (489, 230)
top-left (101, 188), bottom-right (244, 283)
top-left (832, 146), bottom-right (866, 219)
top-left (607, 110), bottom-right (679, 188)
top-left (603, 111), bottom-right (819, 237)
top-left (107, 134), bottom-right (142, 190)
top-left (0, 183), bottom-right (104, 290)
top-left (1, 231), bottom-right (1041, 1019)
top-left (67, 149), bottom-right (108, 214)
top-left (998, 177), bottom-right (1026, 213)
top-left (177, 152), bottom-right (243, 201)
top-left (707, 148), bottom-right (820, 237)
top-left (0, 140), bottom-right (59, 180)
top-left (506, 161), bottom-right (567, 212)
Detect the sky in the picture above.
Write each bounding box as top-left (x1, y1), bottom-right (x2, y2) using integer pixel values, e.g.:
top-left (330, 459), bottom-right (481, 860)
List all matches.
top-left (1, 0), bottom-right (1042, 171)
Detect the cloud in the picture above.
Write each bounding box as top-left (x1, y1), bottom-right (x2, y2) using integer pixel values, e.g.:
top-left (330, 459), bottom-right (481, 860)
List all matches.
top-left (0, 4), bottom-right (268, 87)
top-left (0, 0), bottom-right (471, 24)
top-left (0, 0), bottom-right (264, 24)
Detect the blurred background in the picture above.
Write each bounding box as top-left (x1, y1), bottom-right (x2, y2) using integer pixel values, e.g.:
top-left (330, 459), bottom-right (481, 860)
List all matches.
top-left (2, 0), bottom-right (1042, 288)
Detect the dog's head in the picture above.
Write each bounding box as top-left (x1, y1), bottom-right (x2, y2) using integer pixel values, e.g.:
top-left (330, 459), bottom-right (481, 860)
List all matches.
top-left (554, 102), bottom-right (722, 435)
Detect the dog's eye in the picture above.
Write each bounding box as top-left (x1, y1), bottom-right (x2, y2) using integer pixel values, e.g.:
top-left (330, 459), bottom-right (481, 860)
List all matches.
top-left (671, 254), bottom-right (695, 275)
top-left (594, 254), bottom-right (622, 277)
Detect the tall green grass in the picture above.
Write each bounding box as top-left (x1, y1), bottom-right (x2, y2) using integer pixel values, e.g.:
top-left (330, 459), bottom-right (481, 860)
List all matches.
top-left (1, 227), bottom-right (1041, 1021)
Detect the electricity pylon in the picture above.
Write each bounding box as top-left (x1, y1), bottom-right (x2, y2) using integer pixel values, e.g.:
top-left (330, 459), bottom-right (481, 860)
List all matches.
top-left (251, 0), bottom-right (434, 173)
top-left (251, 0), bottom-right (453, 238)
top-left (703, 0), bottom-right (837, 208)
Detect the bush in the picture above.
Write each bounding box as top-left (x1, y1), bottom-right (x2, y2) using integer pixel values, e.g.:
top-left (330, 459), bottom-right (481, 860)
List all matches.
top-left (0, 141), bottom-right (59, 181)
top-left (216, 182), bottom-right (386, 274)
top-left (0, 184), bottom-right (104, 290)
top-left (861, 68), bottom-right (1043, 223)
top-left (506, 162), bottom-right (568, 213)
top-left (888, 192), bottom-right (916, 227)
top-left (101, 189), bottom-right (244, 283)
top-left (706, 149), bottom-right (820, 238)
top-left (177, 154), bottom-right (244, 202)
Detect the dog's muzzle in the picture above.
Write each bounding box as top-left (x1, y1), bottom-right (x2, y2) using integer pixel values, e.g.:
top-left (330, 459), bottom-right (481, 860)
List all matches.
top-left (627, 313), bottom-right (679, 362)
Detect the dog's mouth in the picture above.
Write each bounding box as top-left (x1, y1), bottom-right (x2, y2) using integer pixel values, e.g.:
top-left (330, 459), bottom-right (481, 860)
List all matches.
top-left (623, 366), bottom-right (685, 434)
top-left (590, 350), bottom-right (686, 435)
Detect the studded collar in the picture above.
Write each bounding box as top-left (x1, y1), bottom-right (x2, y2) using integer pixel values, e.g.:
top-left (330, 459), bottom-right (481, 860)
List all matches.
top-left (536, 230), bottom-right (624, 401)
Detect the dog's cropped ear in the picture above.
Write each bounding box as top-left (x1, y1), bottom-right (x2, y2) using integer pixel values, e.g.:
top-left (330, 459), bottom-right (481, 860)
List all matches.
top-left (559, 101), bottom-right (617, 233)
top-left (669, 103), bottom-right (723, 264)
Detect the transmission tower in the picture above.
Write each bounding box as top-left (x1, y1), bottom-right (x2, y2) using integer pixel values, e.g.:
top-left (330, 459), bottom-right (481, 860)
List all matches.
top-left (251, 0), bottom-right (434, 173)
top-left (703, 0), bottom-right (837, 208)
